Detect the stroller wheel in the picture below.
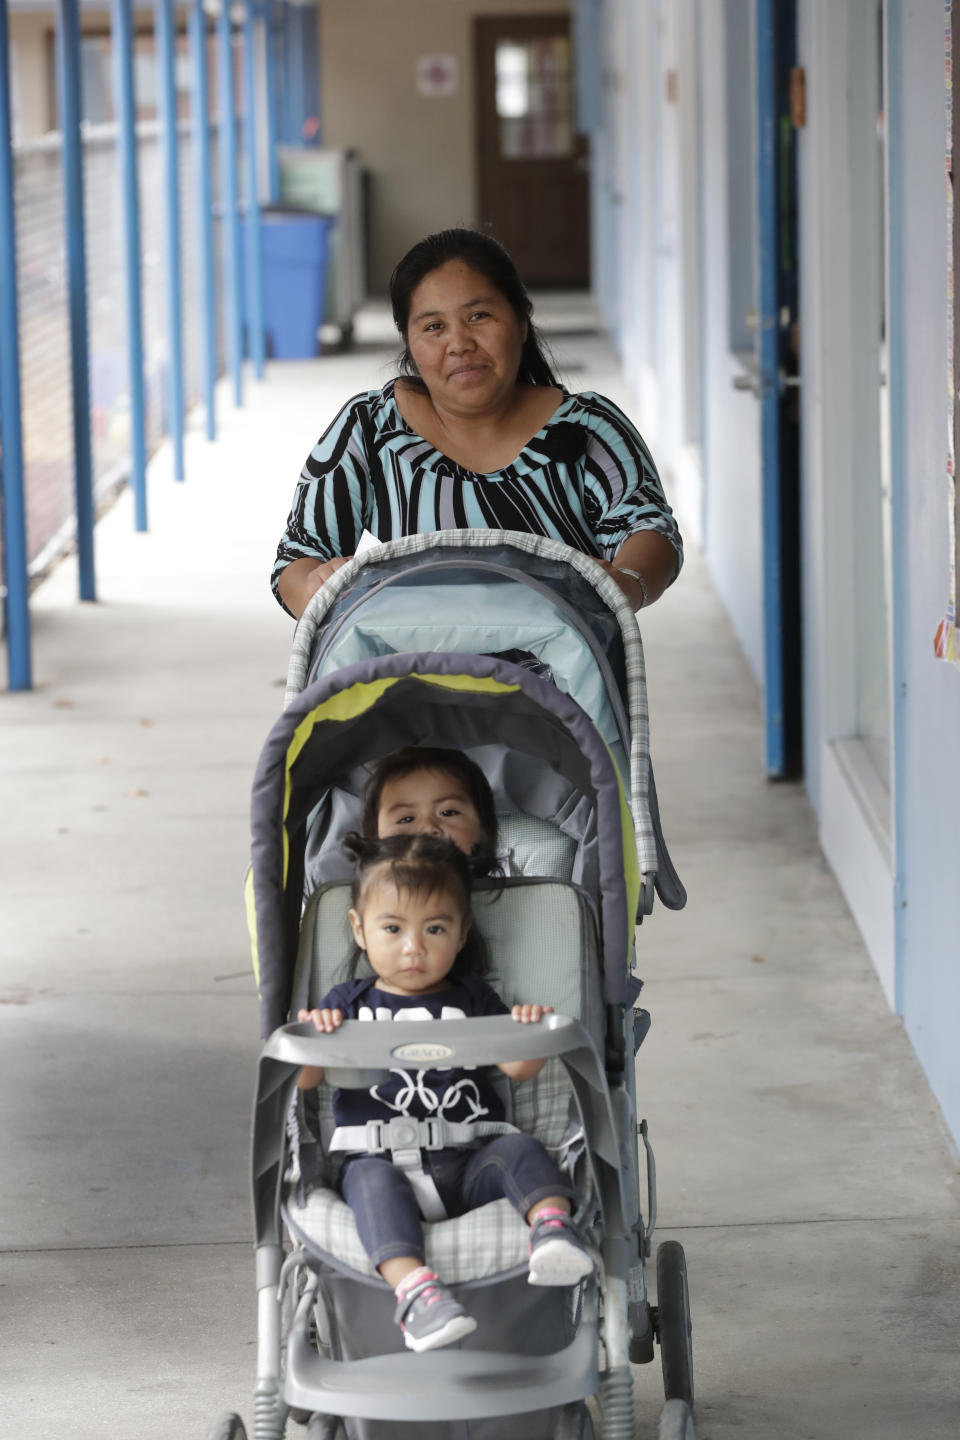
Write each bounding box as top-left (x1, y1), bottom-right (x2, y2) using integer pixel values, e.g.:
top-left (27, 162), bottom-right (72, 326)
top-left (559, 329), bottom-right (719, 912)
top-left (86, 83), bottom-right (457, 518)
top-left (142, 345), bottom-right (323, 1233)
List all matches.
top-left (655, 1241), bottom-right (694, 1408)
top-left (555, 1400), bottom-right (596, 1440)
top-left (658, 1398), bottom-right (695, 1440)
top-left (205, 1414), bottom-right (247, 1440)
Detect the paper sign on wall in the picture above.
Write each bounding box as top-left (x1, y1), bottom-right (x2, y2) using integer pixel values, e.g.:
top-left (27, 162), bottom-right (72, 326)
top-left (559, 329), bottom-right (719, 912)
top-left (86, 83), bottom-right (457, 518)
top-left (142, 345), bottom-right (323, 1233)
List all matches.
top-left (416, 55), bottom-right (459, 98)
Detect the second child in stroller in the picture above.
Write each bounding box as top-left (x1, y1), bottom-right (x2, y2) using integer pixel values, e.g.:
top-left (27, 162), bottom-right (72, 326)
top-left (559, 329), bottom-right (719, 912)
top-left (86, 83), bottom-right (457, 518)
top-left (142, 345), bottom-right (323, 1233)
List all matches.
top-left (296, 833), bottom-right (595, 1354)
top-left (361, 745), bottom-right (500, 874)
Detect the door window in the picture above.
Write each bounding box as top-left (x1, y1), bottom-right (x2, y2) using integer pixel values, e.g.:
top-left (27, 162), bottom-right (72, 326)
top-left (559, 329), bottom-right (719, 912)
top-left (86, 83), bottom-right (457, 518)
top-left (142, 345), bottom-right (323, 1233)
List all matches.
top-left (494, 36), bottom-right (574, 159)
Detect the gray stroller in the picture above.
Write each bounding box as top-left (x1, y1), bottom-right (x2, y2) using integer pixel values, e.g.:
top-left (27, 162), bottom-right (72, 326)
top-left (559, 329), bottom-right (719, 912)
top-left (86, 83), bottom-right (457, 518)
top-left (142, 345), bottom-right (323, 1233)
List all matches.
top-left (208, 533), bottom-right (694, 1440)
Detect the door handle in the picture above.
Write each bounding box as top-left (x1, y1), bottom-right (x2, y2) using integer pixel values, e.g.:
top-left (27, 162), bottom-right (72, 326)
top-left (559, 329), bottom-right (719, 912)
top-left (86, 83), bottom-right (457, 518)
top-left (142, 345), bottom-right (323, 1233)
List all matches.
top-left (731, 369), bottom-right (800, 397)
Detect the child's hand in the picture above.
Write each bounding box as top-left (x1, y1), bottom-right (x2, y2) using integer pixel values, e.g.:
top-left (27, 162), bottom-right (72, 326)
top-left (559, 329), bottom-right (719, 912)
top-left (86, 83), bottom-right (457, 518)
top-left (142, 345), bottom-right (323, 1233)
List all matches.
top-left (499, 1004), bottom-right (554, 1080)
top-left (510, 1003), bottom-right (554, 1024)
top-left (295, 1008), bottom-right (342, 1090)
top-left (298, 1007), bottom-right (343, 1033)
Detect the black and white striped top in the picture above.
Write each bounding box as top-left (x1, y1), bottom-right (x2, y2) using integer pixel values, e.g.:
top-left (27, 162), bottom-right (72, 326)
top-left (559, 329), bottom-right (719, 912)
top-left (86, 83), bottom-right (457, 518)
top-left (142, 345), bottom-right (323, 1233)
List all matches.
top-left (272, 381), bottom-right (682, 606)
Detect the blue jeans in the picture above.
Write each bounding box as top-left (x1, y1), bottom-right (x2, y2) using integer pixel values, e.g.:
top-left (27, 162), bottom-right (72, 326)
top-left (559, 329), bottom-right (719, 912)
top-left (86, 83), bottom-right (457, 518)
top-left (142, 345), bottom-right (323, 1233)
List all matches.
top-left (340, 1133), bottom-right (574, 1270)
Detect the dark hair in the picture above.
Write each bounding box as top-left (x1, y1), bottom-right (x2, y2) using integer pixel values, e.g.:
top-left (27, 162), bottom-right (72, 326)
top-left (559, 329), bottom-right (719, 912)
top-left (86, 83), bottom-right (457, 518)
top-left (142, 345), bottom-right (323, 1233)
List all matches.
top-left (344, 832), bottom-right (488, 980)
top-left (389, 228), bottom-right (560, 390)
top-left (361, 746), bottom-right (499, 877)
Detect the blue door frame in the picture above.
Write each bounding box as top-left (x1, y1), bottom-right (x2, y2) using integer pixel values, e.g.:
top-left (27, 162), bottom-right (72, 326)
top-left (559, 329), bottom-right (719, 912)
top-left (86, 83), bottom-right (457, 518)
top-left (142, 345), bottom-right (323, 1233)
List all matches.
top-left (756, 0), bottom-right (802, 778)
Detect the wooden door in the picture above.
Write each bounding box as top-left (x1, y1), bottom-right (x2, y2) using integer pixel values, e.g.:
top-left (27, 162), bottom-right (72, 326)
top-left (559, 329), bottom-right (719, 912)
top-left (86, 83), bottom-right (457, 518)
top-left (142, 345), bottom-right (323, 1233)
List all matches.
top-left (474, 14), bottom-right (589, 287)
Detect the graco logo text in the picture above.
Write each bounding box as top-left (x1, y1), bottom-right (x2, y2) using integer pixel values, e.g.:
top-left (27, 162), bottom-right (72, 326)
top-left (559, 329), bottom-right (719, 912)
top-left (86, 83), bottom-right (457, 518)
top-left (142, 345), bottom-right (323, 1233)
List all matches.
top-left (391, 1041), bottom-right (455, 1063)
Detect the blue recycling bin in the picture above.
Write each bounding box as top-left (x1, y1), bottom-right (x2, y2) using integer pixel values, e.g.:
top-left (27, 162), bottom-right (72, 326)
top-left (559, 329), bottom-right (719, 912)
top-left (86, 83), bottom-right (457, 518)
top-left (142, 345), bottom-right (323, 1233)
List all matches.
top-left (259, 210), bottom-right (334, 359)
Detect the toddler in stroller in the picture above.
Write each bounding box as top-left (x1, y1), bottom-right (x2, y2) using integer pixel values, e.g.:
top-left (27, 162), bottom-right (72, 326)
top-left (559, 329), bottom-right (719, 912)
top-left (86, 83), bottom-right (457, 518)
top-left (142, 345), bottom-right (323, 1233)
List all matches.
top-left (296, 832), bottom-right (595, 1353)
top-left (213, 532), bottom-right (694, 1440)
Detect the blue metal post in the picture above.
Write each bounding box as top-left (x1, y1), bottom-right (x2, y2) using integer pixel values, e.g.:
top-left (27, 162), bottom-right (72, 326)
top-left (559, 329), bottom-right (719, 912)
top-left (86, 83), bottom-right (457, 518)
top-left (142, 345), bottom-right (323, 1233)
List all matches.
top-left (755, 0), bottom-right (785, 776)
top-left (263, 0), bottom-right (280, 201)
top-left (112, 0), bottom-right (148, 529)
top-left (218, 0), bottom-right (244, 405)
top-left (300, 1), bottom-right (320, 141)
top-left (190, 0), bottom-right (217, 440)
top-left (56, 0), bottom-right (96, 601)
top-left (243, 0), bottom-right (265, 377)
top-left (283, 4), bottom-right (301, 144)
top-left (0, 0), bottom-right (31, 689)
top-left (155, 0), bottom-right (185, 480)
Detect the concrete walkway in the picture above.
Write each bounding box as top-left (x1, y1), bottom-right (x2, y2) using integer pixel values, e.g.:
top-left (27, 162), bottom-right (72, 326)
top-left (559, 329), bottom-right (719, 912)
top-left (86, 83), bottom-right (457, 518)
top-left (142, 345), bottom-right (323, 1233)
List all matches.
top-left (2, 303), bottom-right (958, 1440)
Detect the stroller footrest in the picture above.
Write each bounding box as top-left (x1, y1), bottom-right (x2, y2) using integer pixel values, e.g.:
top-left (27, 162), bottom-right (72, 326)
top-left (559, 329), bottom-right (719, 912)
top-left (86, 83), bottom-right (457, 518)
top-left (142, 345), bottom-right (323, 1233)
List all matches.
top-left (284, 1298), bottom-right (599, 1421)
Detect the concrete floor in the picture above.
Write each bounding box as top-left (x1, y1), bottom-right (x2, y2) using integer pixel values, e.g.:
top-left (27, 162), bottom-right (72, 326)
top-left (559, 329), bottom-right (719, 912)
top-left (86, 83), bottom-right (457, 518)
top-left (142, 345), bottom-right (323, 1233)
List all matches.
top-left (2, 303), bottom-right (959, 1440)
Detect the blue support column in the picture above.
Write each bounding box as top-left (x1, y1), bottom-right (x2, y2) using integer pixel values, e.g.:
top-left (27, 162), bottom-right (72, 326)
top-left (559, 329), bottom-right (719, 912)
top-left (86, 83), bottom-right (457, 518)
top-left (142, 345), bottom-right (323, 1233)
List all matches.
top-left (155, 0), bottom-right (185, 480)
top-left (56, 0), bottom-right (96, 601)
top-left (0, 0), bottom-right (31, 688)
top-left (112, 0), bottom-right (148, 529)
top-left (190, 0), bottom-right (217, 440)
top-left (218, 0), bottom-right (244, 406)
top-left (299, 1), bottom-right (319, 140)
top-left (291, 4), bottom-right (306, 140)
top-left (243, 0), bottom-right (265, 378)
top-left (281, 3), bottom-right (298, 144)
top-left (275, 1), bottom-right (288, 145)
top-left (263, 0), bottom-right (280, 201)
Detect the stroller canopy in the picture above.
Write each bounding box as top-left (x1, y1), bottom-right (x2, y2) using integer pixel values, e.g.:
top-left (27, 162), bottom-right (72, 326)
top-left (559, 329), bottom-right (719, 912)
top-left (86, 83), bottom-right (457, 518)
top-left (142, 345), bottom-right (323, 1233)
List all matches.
top-left (283, 531), bottom-right (661, 880)
top-left (249, 652), bottom-right (640, 1037)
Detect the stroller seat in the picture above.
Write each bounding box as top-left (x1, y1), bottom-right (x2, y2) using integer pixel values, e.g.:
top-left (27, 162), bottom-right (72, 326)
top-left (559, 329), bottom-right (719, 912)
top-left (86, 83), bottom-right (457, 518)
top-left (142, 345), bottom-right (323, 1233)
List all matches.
top-left (498, 811), bottom-right (577, 881)
top-left (285, 877), bottom-right (603, 1287)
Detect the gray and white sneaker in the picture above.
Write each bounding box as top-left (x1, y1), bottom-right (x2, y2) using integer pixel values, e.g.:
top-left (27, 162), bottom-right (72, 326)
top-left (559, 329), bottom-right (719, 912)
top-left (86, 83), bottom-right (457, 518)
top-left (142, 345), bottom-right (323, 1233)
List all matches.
top-left (394, 1271), bottom-right (477, 1352)
top-left (528, 1211), bottom-right (595, 1287)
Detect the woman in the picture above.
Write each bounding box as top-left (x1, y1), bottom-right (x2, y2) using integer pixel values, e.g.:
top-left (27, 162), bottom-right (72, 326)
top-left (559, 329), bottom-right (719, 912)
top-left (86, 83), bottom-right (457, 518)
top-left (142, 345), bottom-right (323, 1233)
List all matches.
top-left (273, 228), bottom-right (682, 618)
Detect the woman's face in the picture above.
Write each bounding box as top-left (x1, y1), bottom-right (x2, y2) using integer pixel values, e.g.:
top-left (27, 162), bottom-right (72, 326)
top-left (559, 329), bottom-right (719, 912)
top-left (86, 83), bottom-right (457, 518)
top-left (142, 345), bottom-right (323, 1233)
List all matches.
top-left (405, 260), bottom-right (527, 414)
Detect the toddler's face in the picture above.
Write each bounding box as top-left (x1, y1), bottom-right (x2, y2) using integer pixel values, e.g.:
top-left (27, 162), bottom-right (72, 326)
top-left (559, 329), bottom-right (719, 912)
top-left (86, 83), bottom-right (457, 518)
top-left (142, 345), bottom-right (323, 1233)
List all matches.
top-left (348, 878), bottom-right (468, 995)
top-left (376, 768), bottom-right (482, 855)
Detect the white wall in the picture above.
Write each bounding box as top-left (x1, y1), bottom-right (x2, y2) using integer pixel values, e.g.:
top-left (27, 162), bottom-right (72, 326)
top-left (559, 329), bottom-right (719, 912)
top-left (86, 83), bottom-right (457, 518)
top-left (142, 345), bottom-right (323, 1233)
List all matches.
top-left (591, 0), bottom-right (960, 1147)
top-left (796, 0), bottom-right (896, 1004)
top-left (596, 0), bottom-right (763, 680)
top-left (695, 0), bottom-right (763, 684)
top-left (894, 0), bottom-right (960, 1144)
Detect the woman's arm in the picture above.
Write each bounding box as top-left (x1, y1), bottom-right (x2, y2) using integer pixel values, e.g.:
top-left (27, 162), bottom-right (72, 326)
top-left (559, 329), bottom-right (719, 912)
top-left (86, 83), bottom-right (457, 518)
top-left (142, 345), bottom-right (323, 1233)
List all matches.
top-left (597, 530), bottom-right (679, 611)
top-left (577, 392), bottom-right (683, 608)
top-left (276, 555), bottom-right (352, 620)
top-left (272, 393), bottom-right (374, 615)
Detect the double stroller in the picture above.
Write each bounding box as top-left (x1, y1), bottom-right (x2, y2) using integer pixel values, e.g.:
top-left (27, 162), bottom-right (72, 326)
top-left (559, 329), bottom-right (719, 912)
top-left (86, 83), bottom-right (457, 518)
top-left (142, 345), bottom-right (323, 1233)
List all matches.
top-left (210, 532), bottom-right (694, 1440)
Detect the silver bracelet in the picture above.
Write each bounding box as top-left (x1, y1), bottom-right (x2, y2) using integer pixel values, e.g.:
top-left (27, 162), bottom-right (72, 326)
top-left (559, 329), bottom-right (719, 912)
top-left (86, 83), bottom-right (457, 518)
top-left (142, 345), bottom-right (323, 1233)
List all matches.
top-left (615, 566), bottom-right (649, 609)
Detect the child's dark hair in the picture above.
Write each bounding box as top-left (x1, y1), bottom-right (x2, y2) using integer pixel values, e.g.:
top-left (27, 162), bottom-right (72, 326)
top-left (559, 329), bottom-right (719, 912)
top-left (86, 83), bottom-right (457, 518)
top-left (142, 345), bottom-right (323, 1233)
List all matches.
top-left (344, 832), bottom-right (488, 980)
top-left (361, 746), bottom-right (499, 877)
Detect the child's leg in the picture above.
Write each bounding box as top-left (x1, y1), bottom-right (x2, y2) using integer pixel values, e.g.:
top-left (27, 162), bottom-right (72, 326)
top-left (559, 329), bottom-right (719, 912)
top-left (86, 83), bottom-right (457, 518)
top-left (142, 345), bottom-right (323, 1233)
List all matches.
top-left (340, 1156), bottom-right (477, 1352)
top-left (457, 1134), bottom-right (595, 1287)
top-left (340, 1156), bottom-right (426, 1272)
top-left (456, 1132), bottom-right (575, 1217)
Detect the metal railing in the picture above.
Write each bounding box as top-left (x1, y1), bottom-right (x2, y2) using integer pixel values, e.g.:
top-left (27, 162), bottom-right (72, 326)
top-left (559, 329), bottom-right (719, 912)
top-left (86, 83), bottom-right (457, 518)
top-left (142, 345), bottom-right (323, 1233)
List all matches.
top-left (12, 118), bottom-right (227, 576)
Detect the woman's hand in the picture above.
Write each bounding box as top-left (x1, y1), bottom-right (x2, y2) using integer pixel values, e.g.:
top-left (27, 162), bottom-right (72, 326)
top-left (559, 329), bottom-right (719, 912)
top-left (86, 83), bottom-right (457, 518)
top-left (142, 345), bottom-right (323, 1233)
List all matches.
top-left (295, 1006), bottom-right (344, 1089)
top-left (277, 556), bottom-right (353, 618)
top-left (595, 559), bottom-right (649, 611)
